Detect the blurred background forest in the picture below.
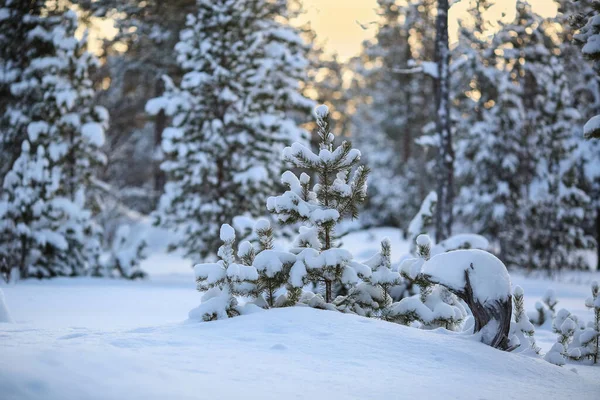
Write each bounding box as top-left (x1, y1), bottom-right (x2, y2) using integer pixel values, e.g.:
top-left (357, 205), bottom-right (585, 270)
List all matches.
top-left (1, 0), bottom-right (600, 280)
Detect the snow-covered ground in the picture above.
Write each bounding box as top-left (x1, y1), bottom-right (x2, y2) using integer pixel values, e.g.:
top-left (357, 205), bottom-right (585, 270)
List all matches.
top-left (1, 227), bottom-right (599, 399)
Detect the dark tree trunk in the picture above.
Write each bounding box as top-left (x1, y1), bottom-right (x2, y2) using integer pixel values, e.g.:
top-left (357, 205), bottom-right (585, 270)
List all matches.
top-left (153, 78), bottom-right (166, 205)
top-left (434, 0), bottom-right (454, 242)
top-left (19, 236), bottom-right (28, 280)
top-left (596, 207), bottom-right (600, 271)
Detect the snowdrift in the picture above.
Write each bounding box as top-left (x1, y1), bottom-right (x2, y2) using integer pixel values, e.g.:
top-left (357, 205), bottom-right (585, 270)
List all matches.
top-left (1, 307), bottom-right (598, 400)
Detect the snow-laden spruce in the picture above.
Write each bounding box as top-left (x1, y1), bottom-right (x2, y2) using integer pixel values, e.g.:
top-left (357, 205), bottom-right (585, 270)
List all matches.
top-left (574, 1), bottom-right (600, 139)
top-left (148, 0), bottom-right (314, 262)
top-left (0, 10), bottom-right (107, 279)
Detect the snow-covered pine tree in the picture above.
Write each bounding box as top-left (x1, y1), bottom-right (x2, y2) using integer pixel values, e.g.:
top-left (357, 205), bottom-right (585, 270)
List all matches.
top-left (526, 60), bottom-right (594, 272)
top-left (509, 286), bottom-right (540, 354)
top-left (1, 9), bottom-right (107, 279)
top-left (572, 0), bottom-right (600, 139)
top-left (457, 76), bottom-right (530, 267)
top-left (190, 224), bottom-right (258, 321)
top-left (349, 0), bottom-right (437, 229)
top-left (558, 0), bottom-right (600, 272)
top-left (77, 0), bottom-right (197, 210)
top-left (453, 0), bottom-right (502, 229)
top-left (267, 105), bottom-right (370, 303)
top-left (349, 102), bottom-right (406, 228)
top-left (545, 308), bottom-right (578, 365)
top-left (0, 0), bottom-right (46, 182)
top-left (0, 141), bottom-right (66, 278)
top-left (149, 0), bottom-right (313, 262)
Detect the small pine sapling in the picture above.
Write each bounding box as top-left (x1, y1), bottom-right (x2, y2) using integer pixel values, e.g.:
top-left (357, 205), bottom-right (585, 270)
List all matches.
top-left (190, 225), bottom-right (258, 321)
top-left (583, 281), bottom-right (600, 363)
top-left (509, 286), bottom-right (540, 354)
top-left (543, 289), bottom-right (558, 316)
top-left (250, 219), bottom-right (296, 308)
top-left (545, 308), bottom-right (578, 365)
top-left (267, 105), bottom-right (370, 303)
top-left (386, 235), bottom-right (466, 330)
top-left (334, 238), bottom-right (402, 317)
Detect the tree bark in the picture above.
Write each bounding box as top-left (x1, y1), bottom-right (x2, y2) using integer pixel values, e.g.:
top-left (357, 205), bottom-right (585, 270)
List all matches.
top-left (434, 0), bottom-right (454, 242)
top-left (596, 207), bottom-right (600, 271)
top-left (153, 77), bottom-right (166, 205)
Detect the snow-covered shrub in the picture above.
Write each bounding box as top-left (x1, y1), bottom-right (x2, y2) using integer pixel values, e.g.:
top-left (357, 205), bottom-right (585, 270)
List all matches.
top-left (189, 225), bottom-right (259, 321)
top-left (544, 283), bottom-right (600, 365)
top-left (95, 225), bottom-right (147, 279)
top-left (587, 281), bottom-right (600, 363)
top-left (545, 308), bottom-right (578, 366)
top-left (509, 286), bottom-right (540, 354)
top-left (334, 238), bottom-right (401, 317)
top-left (386, 235), bottom-right (467, 331)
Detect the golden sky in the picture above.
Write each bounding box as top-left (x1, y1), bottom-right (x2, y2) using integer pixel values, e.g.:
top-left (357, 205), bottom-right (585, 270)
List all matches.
top-left (301, 0), bottom-right (559, 61)
top-left (84, 0), bottom-right (559, 60)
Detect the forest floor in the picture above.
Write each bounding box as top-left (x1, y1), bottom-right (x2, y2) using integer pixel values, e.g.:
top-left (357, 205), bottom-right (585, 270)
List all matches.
top-left (1, 227), bottom-right (599, 399)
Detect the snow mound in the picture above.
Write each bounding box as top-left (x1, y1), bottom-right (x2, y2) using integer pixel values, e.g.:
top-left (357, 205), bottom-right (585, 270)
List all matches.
top-left (0, 289), bottom-right (13, 323)
top-left (0, 307), bottom-right (598, 399)
top-left (422, 249), bottom-right (511, 303)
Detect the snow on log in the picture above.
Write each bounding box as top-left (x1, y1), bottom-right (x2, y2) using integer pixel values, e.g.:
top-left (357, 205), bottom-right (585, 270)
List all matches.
top-left (421, 249), bottom-right (512, 350)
